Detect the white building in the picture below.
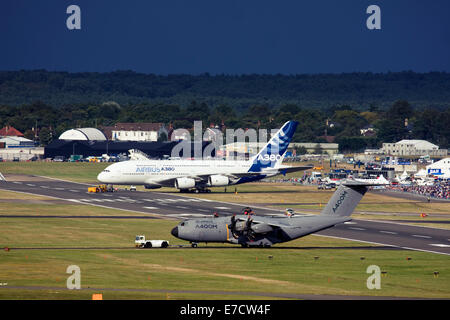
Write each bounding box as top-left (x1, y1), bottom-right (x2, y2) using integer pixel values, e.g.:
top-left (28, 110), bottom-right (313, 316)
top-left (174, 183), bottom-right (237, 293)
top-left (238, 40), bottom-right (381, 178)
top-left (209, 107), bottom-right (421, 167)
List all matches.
top-left (426, 158), bottom-right (450, 178)
top-left (0, 137), bottom-right (43, 161)
top-left (289, 142), bottom-right (339, 156)
top-left (219, 142), bottom-right (339, 158)
top-left (170, 128), bottom-right (191, 141)
top-left (104, 123), bottom-right (168, 142)
top-left (0, 136), bottom-right (35, 147)
top-left (382, 140), bottom-right (447, 157)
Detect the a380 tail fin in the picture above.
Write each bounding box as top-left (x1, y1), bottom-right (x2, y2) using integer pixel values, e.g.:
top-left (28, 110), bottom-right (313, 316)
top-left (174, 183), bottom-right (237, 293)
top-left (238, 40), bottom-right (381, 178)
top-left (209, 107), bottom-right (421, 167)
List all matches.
top-left (320, 178), bottom-right (389, 217)
top-left (248, 121), bottom-right (298, 172)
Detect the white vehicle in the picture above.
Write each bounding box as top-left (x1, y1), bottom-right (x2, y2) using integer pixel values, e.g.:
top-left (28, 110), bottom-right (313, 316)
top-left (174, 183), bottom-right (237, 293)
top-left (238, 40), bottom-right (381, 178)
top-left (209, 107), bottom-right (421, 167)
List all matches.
top-left (97, 121), bottom-right (312, 193)
top-left (135, 235), bottom-right (169, 248)
top-left (353, 175), bottom-right (390, 186)
top-left (128, 149), bottom-right (151, 161)
top-left (311, 171), bottom-right (322, 179)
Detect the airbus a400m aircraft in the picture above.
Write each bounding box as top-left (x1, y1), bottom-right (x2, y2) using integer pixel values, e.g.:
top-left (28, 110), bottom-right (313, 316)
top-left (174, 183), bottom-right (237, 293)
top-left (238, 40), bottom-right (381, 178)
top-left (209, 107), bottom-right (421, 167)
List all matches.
top-left (97, 121), bottom-right (311, 192)
top-left (171, 177), bottom-right (389, 247)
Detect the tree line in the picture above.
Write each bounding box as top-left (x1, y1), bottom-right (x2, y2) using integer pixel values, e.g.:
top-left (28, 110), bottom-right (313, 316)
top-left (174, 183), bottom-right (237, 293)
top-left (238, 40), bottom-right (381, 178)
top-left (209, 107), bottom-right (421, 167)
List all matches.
top-left (1, 70), bottom-right (450, 111)
top-left (0, 99), bottom-right (448, 152)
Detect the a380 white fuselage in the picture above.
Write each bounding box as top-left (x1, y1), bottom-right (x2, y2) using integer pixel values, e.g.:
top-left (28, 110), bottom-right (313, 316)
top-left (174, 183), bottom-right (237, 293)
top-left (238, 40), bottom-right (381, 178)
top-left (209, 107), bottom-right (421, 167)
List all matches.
top-left (97, 159), bottom-right (269, 189)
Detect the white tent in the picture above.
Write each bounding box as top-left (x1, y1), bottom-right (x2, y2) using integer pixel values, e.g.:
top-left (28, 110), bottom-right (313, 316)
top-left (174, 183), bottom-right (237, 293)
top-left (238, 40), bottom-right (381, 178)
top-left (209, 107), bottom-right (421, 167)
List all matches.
top-left (400, 170), bottom-right (409, 180)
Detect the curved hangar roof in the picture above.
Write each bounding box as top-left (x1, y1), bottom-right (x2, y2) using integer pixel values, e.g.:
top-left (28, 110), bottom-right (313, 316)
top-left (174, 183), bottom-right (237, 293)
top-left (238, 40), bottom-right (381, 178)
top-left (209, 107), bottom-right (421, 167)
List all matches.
top-left (59, 128), bottom-right (107, 141)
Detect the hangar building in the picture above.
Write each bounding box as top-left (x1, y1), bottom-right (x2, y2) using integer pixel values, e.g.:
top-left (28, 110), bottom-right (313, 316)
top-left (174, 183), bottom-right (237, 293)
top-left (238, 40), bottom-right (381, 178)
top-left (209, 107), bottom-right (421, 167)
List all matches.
top-left (426, 158), bottom-right (450, 178)
top-left (45, 128), bottom-right (213, 159)
top-left (59, 128), bottom-right (107, 141)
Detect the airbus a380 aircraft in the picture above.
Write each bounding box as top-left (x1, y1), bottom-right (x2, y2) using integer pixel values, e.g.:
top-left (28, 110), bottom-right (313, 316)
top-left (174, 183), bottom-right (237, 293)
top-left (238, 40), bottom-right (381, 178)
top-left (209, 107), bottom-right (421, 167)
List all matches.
top-left (97, 121), bottom-right (312, 192)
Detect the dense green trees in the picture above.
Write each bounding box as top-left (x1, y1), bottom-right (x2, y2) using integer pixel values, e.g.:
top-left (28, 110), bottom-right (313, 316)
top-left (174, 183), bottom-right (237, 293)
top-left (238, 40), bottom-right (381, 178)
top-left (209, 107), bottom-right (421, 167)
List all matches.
top-left (0, 71), bottom-right (448, 150)
top-left (1, 98), bottom-right (447, 151)
top-left (1, 70), bottom-right (450, 110)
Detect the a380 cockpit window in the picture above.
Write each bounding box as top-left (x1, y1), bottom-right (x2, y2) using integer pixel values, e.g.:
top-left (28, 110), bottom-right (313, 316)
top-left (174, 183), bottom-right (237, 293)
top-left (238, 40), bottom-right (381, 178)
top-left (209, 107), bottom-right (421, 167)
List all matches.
top-left (103, 169), bottom-right (110, 173)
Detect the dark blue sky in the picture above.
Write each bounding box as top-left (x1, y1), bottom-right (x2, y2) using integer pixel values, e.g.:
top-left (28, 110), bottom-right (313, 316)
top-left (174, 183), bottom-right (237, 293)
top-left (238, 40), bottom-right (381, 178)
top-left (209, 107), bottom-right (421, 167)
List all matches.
top-left (1, 0), bottom-right (449, 74)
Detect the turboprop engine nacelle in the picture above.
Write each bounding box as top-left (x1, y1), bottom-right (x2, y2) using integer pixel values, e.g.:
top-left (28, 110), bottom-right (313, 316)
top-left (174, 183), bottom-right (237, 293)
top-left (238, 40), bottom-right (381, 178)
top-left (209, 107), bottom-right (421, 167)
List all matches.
top-left (208, 175), bottom-right (230, 187)
top-left (250, 223), bottom-right (274, 234)
top-left (175, 177), bottom-right (196, 189)
top-left (234, 221), bottom-right (247, 232)
top-left (233, 221), bottom-right (273, 234)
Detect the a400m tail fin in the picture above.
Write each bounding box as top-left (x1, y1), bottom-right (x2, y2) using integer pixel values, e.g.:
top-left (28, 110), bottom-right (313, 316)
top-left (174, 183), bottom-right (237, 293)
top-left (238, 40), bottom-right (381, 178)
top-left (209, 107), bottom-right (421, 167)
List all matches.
top-left (320, 178), bottom-right (389, 217)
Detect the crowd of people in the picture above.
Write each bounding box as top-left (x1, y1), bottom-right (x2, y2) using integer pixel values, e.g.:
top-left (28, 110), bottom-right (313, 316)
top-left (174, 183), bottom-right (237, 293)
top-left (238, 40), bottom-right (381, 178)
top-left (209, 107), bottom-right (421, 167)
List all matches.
top-left (388, 183), bottom-right (450, 200)
top-left (266, 176), bottom-right (450, 200)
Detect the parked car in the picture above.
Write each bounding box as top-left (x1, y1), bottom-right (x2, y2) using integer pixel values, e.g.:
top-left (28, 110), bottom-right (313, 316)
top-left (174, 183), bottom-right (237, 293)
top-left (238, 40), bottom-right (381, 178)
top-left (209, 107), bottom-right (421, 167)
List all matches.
top-left (325, 183), bottom-right (336, 189)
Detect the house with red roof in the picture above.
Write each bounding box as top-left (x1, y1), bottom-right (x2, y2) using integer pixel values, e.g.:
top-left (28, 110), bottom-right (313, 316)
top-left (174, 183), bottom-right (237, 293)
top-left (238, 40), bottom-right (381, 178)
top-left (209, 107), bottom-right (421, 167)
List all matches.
top-left (0, 126), bottom-right (24, 137)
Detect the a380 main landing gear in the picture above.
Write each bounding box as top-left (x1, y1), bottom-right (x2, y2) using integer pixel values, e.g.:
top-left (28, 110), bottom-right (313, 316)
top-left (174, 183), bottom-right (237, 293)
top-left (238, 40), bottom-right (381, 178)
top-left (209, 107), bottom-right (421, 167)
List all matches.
top-left (179, 188), bottom-right (211, 193)
top-left (194, 188), bottom-right (211, 193)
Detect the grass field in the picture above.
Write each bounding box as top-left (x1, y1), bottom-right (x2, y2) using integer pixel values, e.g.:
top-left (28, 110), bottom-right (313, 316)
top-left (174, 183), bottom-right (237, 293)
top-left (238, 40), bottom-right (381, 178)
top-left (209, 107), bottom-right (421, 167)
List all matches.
top-left (0, 161), bottom-right (108, 183)
top-left (1, 216), bottom-right (450, 300)
top-left (0, 192), bottom-right (450, 300)
top-left (1, 161), bottom-right (449, 299)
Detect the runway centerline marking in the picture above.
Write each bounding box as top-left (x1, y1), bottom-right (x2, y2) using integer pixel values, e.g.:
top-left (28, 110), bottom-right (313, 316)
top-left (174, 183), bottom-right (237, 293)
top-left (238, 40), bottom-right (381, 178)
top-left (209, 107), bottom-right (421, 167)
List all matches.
top-left (412, 234), bottom-right (431, 239)
top-left (349, 227), bottom-right (365, 231)
top-left (380, 231), bottom-right (397, 235)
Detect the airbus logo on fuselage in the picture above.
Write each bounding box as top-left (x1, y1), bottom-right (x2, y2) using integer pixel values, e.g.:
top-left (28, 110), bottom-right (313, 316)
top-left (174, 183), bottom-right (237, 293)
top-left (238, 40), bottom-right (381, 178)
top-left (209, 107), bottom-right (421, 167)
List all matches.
top-left (196, 224), bottom-right (218, 229)
top-left (136, 166), bottom-right (175, 173)
top-left (257, 154), bottom-right (282, 161)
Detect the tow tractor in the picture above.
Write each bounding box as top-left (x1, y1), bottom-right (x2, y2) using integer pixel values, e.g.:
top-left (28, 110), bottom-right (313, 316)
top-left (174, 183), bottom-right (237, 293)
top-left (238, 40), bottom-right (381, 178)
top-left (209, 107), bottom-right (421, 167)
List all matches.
top-left (88, 184), bottom-right (114, 193)
top-left (135, 235), bottom-right (169, 248)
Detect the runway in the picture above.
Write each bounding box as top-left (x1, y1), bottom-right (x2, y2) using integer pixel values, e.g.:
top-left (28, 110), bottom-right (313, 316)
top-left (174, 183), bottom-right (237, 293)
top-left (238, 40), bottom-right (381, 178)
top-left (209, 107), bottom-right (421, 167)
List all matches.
top-left (1, 174), bottom-right (449, 255)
